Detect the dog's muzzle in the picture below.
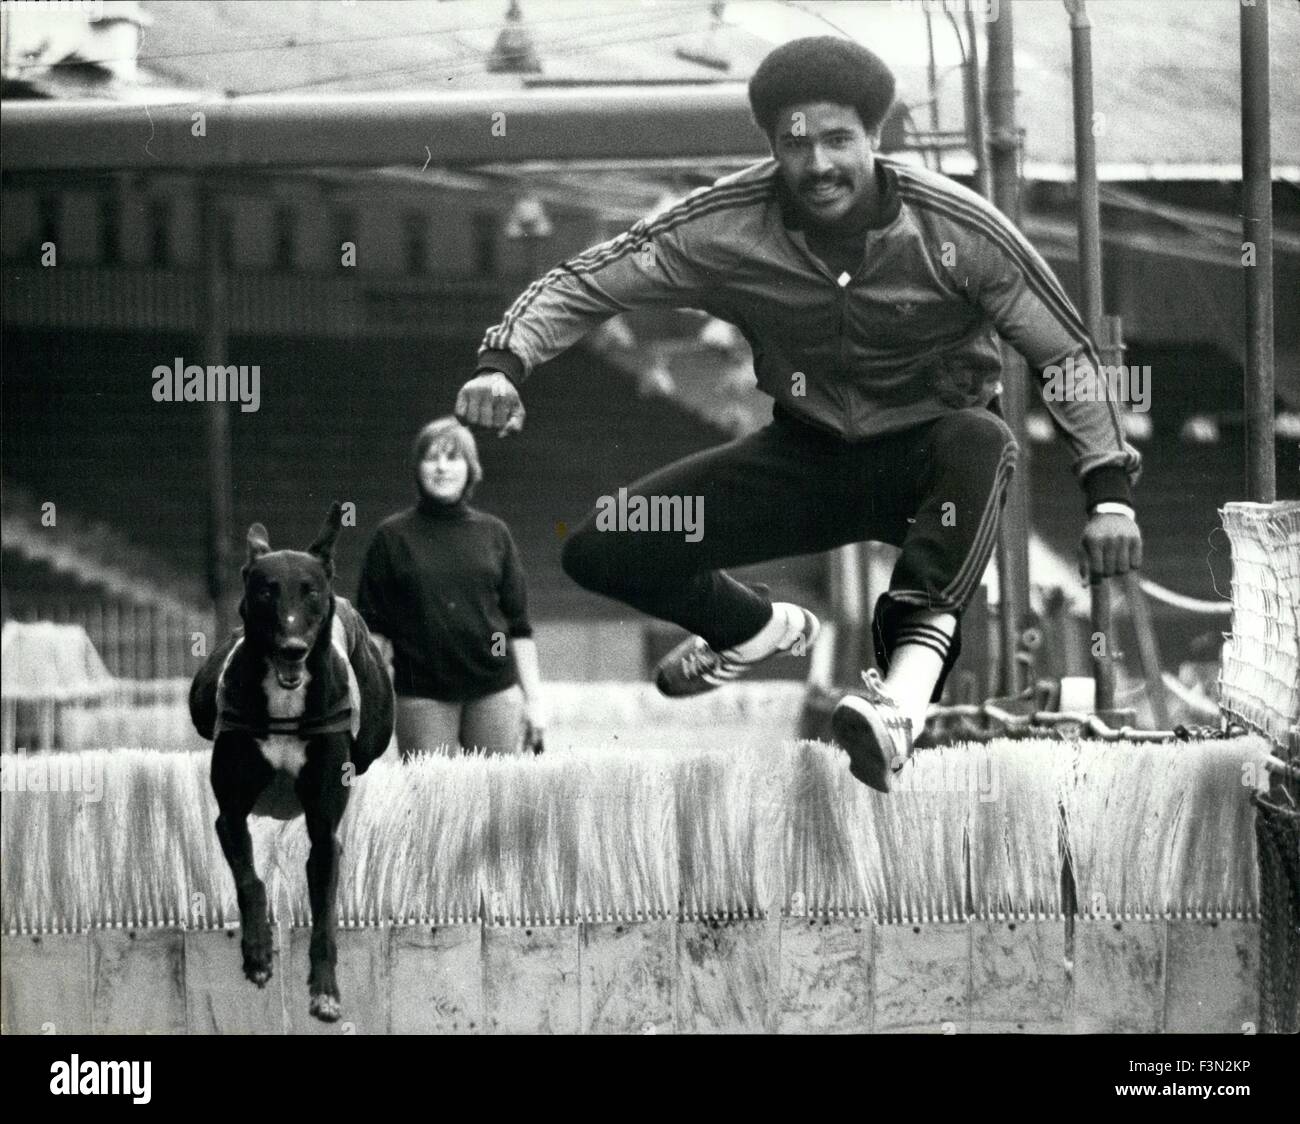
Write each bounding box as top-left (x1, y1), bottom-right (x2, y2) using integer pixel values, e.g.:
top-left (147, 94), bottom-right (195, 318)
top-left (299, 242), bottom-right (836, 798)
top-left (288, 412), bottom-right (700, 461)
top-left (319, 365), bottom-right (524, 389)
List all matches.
top-left (273, 643), bottom-right (310, 689)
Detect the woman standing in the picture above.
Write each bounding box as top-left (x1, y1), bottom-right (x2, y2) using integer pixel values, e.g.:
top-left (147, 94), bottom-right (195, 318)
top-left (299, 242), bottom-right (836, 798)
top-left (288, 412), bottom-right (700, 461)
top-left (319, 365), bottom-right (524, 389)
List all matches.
top-left (357, 417), bottom-right (546, 759)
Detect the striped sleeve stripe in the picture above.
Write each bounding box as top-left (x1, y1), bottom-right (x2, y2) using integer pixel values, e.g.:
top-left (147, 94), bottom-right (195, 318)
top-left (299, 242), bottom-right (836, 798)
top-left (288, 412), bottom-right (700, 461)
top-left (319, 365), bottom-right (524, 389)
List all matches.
top-left (572, 179), bottom-right (772, 273)
top-left (892, 169), bottom-right (1128, 455)
top-left (577, 175), bottom-right (774, 270)
top-left (486, 179), bottom-right (772, 351)
top-left (483, 178), bottom-right (774, 354)
top-left (892, 168), bottom-right (1091, 343)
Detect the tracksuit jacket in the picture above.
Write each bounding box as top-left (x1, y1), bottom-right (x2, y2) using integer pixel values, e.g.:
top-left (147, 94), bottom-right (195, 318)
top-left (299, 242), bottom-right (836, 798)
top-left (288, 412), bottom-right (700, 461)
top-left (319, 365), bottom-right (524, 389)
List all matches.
top-left (477, 155), bottom-right (1141, 510)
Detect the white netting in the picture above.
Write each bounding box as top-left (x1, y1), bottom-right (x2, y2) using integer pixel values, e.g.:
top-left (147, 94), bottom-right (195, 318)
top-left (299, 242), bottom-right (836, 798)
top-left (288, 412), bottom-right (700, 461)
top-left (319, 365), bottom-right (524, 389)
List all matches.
top-left (1218, 501), bottom-right (1300, 756)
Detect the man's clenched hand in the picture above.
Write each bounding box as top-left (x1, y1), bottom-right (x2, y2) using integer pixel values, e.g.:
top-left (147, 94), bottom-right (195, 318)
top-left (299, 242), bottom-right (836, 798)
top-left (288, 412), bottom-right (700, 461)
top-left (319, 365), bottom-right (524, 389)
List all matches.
top-left (455, 371), bottom-right (525, 437)
top-left (1078, 512), bottom-right (1143, 581)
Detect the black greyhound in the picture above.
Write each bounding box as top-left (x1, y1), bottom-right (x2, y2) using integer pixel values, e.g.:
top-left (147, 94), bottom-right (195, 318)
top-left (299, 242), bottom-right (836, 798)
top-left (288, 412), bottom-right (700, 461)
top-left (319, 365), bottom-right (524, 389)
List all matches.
top-left (190, 503), bottom-right (394, 1022)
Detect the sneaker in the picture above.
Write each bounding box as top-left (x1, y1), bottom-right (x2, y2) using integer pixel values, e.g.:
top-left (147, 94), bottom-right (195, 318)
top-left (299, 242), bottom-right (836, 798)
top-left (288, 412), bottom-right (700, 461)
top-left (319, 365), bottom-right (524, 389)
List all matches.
top-left (831, 669), bottom-right (914, 793)
top-left (654, 606), bottom-right (820, 698)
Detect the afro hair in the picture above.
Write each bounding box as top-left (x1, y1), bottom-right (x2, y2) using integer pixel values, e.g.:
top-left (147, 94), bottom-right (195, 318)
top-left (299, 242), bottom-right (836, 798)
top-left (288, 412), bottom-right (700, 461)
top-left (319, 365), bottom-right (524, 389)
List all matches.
top-left (748, 36), bottom-right (896, 139)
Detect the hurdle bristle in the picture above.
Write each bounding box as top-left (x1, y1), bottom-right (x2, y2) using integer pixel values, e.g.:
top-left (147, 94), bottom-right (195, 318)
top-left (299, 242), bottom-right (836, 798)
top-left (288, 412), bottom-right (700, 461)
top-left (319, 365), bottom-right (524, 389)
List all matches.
top-left (0, 736), bottom-right (1269, 932)
top-left (482, 750), bottom-right (582, 925)
top-left (968, 740), bottom-right (1064, 920)
top-left (1062, 739), bottom-right (1265, 919)
top-left (856, 742), bottom-right (968, 924)
top-left (572, 747), bottom-right (677, 924)
top-left (675, 746), bottom-right (783, 921)
top-left (784, 740), bottom-right (868, 916)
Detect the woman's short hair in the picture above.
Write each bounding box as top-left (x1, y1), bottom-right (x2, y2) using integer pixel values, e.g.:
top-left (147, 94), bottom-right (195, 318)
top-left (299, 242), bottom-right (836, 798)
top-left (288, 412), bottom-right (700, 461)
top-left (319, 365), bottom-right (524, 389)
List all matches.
top-left (411, 417), bottom-right (483, 500)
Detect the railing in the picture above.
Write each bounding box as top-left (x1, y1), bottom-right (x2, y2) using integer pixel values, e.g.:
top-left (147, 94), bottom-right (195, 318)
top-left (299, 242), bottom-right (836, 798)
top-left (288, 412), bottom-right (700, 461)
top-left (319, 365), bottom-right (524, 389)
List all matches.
top-left (1, 599), bottom-right (210, 681)
top-left (1, 679), bottom-right (201, 754)
top-left (1, 266), bottom-right (515, 339)
top-left (0, 605), bottom-right (211, 752)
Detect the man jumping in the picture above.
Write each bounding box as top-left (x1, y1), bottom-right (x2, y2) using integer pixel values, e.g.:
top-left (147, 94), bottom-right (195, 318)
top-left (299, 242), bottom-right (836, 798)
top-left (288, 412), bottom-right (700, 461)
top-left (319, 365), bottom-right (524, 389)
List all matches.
top-left (455, 37), bottom-right (1141, 792)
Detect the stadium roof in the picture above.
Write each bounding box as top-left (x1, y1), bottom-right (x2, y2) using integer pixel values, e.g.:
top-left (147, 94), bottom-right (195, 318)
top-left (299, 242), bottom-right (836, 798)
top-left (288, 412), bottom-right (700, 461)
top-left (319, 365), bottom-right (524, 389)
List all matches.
top-left (121, 0), bottom-right (1300, 178)
top-left (9, 1), bottom-right (1297, 178)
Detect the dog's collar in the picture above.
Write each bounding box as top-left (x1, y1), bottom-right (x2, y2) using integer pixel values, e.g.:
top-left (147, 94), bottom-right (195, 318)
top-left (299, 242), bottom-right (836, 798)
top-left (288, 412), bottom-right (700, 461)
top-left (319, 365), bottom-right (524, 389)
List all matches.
top-left (217, 700), bottom-right (353, 739)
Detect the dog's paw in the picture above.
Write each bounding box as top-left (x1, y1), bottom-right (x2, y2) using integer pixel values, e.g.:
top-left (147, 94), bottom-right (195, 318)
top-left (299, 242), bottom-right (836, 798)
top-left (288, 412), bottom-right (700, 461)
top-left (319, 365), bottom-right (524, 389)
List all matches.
top-left (241, 931), bottom-right (274, 987)
top-left (309, 992), bottom-right (342, 1023)
top-left (243, 952), bottom-right (273, 988)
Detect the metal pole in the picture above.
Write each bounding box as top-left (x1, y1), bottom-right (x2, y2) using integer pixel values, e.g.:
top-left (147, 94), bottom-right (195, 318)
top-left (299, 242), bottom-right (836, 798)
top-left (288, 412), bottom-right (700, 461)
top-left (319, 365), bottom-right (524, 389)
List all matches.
top-left (199, 186), bottom-right (236, 639)
top-left (1067, 0), bottom-right (1103, 337)
top-left (829, 542), bottom-right (867, 683)
top-left (986, 6), bottom-right (1023, 223)
top-left (1124, 571), bottom-right (1170, 728)
top-left (1067, 0), bottom-right (1121, 708)
top-left (925, 10), bottom-right (944, 174)
top-left (0, 88), bottom-right (771, 172)
top-left (1241, 0), bottom-right (1276, 503)
top-left (986, 1), bottom-right (1033, 695)
top-left (964, 3), bottom-right (992, 200)
top-left (1089, 572), bottom-right (1116, 713)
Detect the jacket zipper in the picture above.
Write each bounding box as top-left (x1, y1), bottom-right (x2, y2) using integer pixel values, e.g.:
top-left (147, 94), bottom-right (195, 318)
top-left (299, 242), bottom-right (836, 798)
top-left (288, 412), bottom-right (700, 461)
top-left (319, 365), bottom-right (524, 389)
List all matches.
top-left (836, 271), bottom-right (853, 429)
top-left (837, 287), bottom-right (848, 373)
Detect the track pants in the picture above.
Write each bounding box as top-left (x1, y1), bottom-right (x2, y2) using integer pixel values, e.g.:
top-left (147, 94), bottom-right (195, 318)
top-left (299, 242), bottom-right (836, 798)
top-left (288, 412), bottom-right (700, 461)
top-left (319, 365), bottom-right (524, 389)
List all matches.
top-left (561, 406), bottom-right (1018, 699)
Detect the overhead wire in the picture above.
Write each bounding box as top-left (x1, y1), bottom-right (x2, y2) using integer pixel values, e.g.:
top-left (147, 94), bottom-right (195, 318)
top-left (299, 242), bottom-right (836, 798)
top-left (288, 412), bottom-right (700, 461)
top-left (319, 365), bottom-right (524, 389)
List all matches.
top-left (240, 30), bottom-right (711, 95)
top-left (7, 0), bottom-right (709, 72)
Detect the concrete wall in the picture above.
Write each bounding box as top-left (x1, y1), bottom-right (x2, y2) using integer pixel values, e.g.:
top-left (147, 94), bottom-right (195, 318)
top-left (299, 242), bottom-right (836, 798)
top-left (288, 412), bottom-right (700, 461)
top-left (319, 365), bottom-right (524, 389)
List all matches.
top-left (1, 916), bottom-right (1260, 1035)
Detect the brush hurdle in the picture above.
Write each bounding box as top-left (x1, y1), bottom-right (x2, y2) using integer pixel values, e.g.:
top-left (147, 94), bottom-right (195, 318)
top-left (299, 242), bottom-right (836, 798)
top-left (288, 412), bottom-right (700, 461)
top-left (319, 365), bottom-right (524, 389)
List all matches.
top-left (0, 731), bottom-right (1279, 1034)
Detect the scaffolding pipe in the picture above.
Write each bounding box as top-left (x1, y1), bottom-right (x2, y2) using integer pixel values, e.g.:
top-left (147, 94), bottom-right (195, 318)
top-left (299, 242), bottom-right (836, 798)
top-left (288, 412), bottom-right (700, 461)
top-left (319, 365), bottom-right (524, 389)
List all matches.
top-left (1240, 0), bottom-right (1276, 503)
top-left (963, 2), bottom-right (992, 200)
top-left (986, 9), bottom-right (1024, 223)
top-left (1066, 0), bottom-right (1120, 711)
top-left (1067, 0), bottom-right (1103, 337)
top-left (0, 88), bottom-right (769, 172)
top-left (925, 9), bottom-right (944, 174)
top-left (986, 2), bottom-right (1033, 695)
top-left (199, 188), bottom-right (235, 640)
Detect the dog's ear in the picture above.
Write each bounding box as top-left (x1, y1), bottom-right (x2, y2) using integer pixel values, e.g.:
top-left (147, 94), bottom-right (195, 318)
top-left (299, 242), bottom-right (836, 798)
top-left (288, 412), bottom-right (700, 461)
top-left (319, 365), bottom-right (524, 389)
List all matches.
top-left (307, 503), bottom-right (344, 578)
top-left (244, 523), bottom-right (271, 570)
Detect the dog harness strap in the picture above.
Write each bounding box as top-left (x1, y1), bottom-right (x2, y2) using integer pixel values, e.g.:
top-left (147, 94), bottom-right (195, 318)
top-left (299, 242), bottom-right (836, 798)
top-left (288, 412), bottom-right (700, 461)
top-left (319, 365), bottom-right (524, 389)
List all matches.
top-left (294, 706), bottom-right (354, 736)
top-left (218, 703), bottom-right (353, 738)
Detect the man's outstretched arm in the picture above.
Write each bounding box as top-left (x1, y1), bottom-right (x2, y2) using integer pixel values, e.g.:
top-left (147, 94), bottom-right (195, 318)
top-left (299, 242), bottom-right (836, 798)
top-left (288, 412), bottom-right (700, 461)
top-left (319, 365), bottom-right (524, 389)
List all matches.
top-left (969, 210), bottom-right (1143, 579)
top-left (458, 209), bottom-right (706, 435)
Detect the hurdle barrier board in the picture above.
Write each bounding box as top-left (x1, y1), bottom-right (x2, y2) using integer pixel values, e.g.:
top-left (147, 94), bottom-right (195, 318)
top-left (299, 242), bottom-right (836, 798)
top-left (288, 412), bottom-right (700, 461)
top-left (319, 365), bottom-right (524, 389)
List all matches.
top-left (1, 736), bottom-right (1278, 1035)
top-left (1, 915), bottom-right (1262, 1035)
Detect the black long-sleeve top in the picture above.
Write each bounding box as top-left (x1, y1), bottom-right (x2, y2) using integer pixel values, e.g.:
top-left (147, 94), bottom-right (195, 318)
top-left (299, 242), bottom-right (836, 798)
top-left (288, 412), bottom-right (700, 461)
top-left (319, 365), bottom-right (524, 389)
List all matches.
top-left (356, 495), bottom-right (533, 702)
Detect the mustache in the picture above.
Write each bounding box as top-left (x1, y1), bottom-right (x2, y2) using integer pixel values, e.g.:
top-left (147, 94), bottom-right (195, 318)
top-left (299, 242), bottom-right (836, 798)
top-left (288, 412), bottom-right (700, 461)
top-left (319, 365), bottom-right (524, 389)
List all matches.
top-left (801, 174), bottom-right (850, 192)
